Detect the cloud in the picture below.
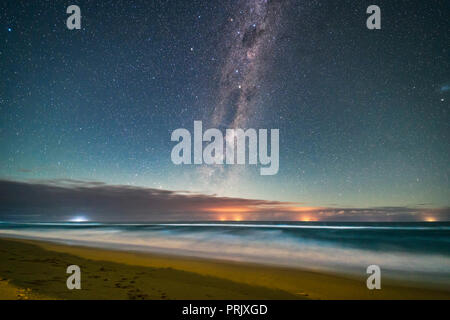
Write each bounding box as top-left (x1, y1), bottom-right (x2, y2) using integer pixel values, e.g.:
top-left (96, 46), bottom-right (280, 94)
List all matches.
top-left (0, 179), bottom-right (448, 222)
top-left (0, 179), bottom-right (291, 221)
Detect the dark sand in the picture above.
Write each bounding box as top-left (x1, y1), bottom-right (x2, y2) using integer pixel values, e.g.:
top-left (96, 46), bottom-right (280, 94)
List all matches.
top-left (0, 237), bottom-right (449, 300)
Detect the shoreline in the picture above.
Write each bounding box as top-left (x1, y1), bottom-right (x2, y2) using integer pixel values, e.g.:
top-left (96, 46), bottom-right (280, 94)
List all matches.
top-left (1, 236), bottom-right (449, 299)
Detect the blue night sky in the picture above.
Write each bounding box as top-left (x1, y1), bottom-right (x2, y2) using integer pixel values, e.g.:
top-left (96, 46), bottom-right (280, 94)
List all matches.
top-left (0, 0), bottom-right (449, 221)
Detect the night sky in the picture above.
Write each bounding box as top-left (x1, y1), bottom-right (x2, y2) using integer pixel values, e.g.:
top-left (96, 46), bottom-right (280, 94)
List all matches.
top-left (0, 1), bottom-right (449, 221)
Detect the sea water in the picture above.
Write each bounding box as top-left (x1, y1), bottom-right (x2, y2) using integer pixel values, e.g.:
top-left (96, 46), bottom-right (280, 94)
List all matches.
top-left (1, 221), bottom-right (449, 288)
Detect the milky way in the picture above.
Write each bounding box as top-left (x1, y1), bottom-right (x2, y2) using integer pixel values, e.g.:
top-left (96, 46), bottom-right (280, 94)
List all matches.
top-left (196, 0), bottom-right (286, 193)
top-left (212, 0), bottom-right (284, 129)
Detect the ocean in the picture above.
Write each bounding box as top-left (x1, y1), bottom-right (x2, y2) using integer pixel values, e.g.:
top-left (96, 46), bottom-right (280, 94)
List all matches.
top-left (1, 221), bottom-right (449, 288)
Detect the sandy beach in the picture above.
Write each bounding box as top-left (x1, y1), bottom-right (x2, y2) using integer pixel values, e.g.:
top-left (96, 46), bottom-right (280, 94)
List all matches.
top-left (0, 237), bottom-right (449, 300)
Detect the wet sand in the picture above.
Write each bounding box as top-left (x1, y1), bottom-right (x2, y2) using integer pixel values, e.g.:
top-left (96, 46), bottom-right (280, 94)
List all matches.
top-left (0, 237), bottom-right (448, 300)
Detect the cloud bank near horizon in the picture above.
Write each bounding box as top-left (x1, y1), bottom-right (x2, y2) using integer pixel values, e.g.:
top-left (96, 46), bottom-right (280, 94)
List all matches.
top-left (0, 179), bottom-right (448, 222)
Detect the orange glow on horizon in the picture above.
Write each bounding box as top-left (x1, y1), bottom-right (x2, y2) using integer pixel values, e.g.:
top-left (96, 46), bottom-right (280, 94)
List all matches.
top-left (214, 214), bottom-right (243, 222)
top-left (297, 215), bottom-right (318, 222)
top-left (288, 206), bottom-right (322, 212)
top-left (206, 206), bottom-right (253, 213)
top-left (425, 217), bottom-right (436, 222)
top-left (207, 205), bottom-right (324, 222)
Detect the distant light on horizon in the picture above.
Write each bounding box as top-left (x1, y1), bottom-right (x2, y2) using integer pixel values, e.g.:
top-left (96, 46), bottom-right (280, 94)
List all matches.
top-left (297, 215), bottom-right (318, 222)
top-left (69, 216), bottom-right (89, 222)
